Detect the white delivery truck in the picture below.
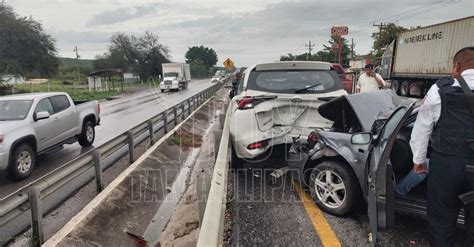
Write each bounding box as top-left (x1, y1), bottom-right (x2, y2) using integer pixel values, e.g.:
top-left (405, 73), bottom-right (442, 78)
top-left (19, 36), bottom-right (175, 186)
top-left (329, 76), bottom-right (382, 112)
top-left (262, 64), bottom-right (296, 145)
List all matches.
top-left (380, 16), bottom-right (474, 97)
top-left (160, 63), bottom-right (191, 92)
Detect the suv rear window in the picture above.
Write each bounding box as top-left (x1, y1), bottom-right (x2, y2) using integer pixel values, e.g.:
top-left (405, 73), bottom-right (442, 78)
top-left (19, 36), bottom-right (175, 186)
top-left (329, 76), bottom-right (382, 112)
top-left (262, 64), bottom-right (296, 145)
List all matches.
top-left (247, 70), bottom-right (342, 94)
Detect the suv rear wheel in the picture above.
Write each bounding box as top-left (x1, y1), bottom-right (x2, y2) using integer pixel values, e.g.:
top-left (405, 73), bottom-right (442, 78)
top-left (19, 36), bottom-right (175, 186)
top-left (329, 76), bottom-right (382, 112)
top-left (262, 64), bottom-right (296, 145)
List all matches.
top-left (309, 160), bottom-right (360, 216)
top-left (230, 145), bottom-right (244, 170)
top-left (9, 144), bottom-right (35, 180)
top-left (78, 120), bottom-right (95, 147)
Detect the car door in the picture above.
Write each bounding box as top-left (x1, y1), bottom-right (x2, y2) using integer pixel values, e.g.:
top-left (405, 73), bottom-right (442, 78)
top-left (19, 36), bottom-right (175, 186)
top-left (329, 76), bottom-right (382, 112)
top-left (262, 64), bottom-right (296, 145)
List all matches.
top-left (33, 98), bottom-right (58, 151)
top-left (367, 102), bottom-right (415, 245)
top-left (50, 95), bottom-right (77, 141)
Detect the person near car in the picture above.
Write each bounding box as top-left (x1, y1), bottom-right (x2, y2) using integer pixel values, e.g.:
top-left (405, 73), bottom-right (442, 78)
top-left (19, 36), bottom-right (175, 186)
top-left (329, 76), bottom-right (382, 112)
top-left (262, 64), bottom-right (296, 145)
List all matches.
top-left (410, 46), bottom-right (474, 246)
top-left (355, 64), bottom-right (386, 93)
top-left (395, 160), bottom-right (429, 196)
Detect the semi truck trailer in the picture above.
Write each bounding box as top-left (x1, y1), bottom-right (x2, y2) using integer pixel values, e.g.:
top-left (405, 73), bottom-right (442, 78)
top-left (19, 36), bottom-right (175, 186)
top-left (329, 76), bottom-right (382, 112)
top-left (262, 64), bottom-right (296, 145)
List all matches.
top-left (380, 16), bottom-right (474, 97)
top-left (160, 63), bottom-right (191, 92)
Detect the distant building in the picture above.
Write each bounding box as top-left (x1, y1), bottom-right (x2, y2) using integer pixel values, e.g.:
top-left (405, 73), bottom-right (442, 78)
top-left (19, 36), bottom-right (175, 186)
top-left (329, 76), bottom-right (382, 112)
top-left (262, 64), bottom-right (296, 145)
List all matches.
top-left (1, 74), bottom-right (26, 84)
top-left (349, 56), bottom-right (371, 70)
top-left (123, 73), bottom-right (140, 84)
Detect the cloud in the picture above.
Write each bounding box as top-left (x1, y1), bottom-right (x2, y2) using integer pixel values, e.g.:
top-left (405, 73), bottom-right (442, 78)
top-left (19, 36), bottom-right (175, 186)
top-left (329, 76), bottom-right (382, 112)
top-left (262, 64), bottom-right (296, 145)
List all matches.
top-left (86, 3), bottom-right (165, 27)
top-left (10, 0), bottom-right (470, 65)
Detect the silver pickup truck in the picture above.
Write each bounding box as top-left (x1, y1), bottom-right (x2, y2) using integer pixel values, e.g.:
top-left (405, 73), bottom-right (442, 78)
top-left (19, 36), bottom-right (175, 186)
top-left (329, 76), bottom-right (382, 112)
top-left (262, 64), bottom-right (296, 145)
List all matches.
top-left (0, 92), bottom-right (100, 180)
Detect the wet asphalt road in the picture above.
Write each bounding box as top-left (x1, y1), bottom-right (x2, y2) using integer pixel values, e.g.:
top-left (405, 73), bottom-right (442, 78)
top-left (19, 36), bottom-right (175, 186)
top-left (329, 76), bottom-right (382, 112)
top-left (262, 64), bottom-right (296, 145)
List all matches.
top-left (0, 79), bottom-right (214, 199)
top-left (228, 145), bottom-right (468, 246)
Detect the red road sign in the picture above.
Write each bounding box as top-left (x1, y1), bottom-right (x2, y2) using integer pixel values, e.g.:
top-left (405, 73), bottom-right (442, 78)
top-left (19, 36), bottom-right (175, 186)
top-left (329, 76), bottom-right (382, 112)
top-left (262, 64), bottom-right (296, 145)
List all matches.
top-left (331, 26), bottom-right (349, 36)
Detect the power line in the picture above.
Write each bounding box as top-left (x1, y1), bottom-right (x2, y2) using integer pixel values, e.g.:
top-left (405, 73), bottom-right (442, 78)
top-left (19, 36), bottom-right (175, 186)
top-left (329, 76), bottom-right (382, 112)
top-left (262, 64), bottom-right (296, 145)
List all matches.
top-left (353, 0), bottom-right (457, 30)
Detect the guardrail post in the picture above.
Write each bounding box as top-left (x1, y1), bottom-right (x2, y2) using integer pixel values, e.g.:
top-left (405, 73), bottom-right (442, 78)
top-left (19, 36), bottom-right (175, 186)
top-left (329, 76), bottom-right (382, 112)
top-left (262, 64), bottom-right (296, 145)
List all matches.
top-left (29, 186), bottom-right (44, 246)
top-left (181, 103), bottom-right (186, 119)
top-left (174, 106), bottom-right (179, 124)
top-left (187, 99), bottom-right (191, 115)
top-left (148, 120), bottom-right (155, 145)
top-left (163, 112), bottom-right (169, 133)
top-left (196, 175), bottom-right (211, 225)
top-left (92, 150), bottom-right (104, 192)
top-left (127, 131), bottom-right (136, 163)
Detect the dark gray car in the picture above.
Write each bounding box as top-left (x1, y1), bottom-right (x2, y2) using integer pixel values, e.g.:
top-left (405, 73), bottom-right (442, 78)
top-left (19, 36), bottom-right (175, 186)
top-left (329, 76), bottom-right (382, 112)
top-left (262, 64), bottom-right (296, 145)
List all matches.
top-left (287, 90), bottom-right (469, 243)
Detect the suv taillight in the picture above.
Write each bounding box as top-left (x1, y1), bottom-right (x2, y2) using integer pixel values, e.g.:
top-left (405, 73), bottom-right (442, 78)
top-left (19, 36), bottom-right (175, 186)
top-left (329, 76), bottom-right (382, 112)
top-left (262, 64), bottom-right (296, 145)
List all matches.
top-left (307, 131), bottom-right (319, 148)
top-left (247, 140), bottom-right (268, 150)
top-left (237, 97), bottom-right (254, 110)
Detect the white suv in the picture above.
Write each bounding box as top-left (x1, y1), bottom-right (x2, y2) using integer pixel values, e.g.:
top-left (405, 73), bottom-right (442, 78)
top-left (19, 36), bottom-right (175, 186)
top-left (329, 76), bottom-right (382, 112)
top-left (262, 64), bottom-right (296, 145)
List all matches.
top-left (229, 61), bottom-right (347, 167)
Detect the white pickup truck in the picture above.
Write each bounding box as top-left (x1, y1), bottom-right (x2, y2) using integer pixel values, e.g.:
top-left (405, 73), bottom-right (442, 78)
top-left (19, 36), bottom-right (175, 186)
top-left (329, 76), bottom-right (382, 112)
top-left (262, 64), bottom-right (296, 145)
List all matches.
top-left (0, 92), bottom-right (100, 180)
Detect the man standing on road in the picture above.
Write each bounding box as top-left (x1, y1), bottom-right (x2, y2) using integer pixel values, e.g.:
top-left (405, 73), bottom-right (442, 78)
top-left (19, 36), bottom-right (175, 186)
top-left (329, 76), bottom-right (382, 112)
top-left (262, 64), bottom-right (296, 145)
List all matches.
top-left (355, 64), bottom-right (386, 93)
top-left (410, 46), bottom-right (474, 246)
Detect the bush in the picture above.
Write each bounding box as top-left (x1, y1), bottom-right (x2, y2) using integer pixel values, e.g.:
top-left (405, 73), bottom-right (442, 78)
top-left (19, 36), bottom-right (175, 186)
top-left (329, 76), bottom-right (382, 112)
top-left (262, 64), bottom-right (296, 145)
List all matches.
top-left (0, 80), bottom-right (12, 95)
top-left (62, 80), bottom-right (74, 85)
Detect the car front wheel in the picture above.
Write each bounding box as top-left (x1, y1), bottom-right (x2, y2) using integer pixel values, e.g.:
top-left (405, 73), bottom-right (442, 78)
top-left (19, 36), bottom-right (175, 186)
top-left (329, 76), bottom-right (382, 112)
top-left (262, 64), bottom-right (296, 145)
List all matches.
top-left (309, 160), bottom-right (360, 216)
top-left (9, 144), bottom-right (36, 180)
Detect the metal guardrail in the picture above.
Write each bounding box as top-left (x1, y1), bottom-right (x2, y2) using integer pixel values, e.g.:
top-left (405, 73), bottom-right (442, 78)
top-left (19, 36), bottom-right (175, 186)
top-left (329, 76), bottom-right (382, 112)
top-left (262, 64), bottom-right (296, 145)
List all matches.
top-left (197, 102), bottom-right (231, 246)
top-left (0, 81), bottom-right (225, 245)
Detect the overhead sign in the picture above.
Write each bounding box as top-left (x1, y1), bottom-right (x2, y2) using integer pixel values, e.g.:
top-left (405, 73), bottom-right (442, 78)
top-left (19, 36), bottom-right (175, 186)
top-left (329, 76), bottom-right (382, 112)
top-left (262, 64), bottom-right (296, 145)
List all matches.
top-left (223, 58), bottom-right (234, 69)
top-left (331, 26), bottom-right (349, 36)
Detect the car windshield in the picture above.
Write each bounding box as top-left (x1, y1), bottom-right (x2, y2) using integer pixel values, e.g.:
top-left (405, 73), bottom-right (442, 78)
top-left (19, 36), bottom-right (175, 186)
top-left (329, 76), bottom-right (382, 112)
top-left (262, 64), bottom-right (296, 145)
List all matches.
top-left (0, 100), bottom-right (33, 121)
top-left (164, 72), bottom-right (178, 77)
top-left (247, 70), bottom-right (342, 94)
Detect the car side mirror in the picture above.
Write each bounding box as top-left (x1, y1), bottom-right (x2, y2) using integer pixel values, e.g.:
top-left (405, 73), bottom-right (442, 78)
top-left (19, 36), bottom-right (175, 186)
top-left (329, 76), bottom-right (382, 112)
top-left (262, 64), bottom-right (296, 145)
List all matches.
top-left (229, 89), bottom-right (235, 99)
top-left (34, 111), bottom-right (50, 121)
top-left (351, 132), bottom-right (373, 145)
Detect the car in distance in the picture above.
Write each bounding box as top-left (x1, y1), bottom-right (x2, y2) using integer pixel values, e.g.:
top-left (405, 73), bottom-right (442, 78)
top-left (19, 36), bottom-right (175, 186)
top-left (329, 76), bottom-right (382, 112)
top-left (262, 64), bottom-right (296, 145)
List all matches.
top-left (228, 61), bottom-right (347, 168)
top-left (0, 92), bottom-right (100, 180)
top-left (211, 75), bottom-right (221, 83)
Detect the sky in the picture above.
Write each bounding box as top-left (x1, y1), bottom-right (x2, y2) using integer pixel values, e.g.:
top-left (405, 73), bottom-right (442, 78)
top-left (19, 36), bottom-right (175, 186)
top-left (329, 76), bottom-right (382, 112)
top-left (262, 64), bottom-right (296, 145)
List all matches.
top-left (6, 0), bottom-right (474, 67)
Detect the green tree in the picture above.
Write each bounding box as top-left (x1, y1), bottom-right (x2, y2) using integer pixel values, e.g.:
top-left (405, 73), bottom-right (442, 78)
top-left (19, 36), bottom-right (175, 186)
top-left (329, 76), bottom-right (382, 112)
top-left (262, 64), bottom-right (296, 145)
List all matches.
top-left (94, 32), bottom-right (170, 80)
top-left (372, 23), bottom-right (407, 58)
top-left (0, 3), bottom-right (59, 77)
top-left (185, 46), bottom-right (218, 70)
top-left (190, 61), bottom-right (209, 79)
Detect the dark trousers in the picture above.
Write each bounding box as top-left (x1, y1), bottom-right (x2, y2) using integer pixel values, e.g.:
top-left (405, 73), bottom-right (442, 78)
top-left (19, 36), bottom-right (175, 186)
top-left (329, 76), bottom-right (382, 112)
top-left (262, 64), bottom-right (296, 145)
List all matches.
top-left (427, 152), bottom-right (474, 247)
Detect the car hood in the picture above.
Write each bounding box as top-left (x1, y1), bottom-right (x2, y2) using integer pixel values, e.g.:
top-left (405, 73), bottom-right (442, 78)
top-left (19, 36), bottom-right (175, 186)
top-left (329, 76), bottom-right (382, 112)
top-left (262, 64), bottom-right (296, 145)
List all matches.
top-left (0, 120), bottom-right (23, 133)
top-left (318, 90), bottom-right (403, 132)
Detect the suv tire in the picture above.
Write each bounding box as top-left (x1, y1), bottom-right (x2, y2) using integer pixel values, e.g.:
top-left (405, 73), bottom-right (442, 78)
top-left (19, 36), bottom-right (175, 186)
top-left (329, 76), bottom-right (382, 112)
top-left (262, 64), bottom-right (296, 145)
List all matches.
top-left (230, 145), bottom-right (244, 170)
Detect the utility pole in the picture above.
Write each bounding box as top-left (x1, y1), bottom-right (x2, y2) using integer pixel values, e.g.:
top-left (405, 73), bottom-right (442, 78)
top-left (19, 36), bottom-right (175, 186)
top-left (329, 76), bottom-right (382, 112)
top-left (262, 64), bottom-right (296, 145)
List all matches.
top-left (372, 22), bottom-right (387, 63)
top-left (351, 38), bottom-right (354, 59)
top-left (73, 46), bottom-right (80, 92)
top-left (305, 40), bottom-right (315, 60)
top-left (372, 22), bottom-right (387, 35)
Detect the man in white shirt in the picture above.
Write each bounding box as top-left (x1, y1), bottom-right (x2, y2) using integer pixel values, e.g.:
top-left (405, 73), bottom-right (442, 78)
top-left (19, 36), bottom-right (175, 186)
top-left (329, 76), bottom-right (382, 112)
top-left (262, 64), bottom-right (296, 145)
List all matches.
top-left (410, 47), bottom-right (474, 246)
top-left (356, 64), bottom-right (386, 93)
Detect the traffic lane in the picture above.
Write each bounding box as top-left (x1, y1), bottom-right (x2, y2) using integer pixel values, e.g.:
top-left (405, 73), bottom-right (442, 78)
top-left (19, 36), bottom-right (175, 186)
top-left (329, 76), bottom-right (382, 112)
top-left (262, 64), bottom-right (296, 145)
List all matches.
top-left (228, 145), bottom-right (436, 246)
top-left (228, 145), bottom-right (322, 246)
top-left (0, 79), bottom-right (213, 198)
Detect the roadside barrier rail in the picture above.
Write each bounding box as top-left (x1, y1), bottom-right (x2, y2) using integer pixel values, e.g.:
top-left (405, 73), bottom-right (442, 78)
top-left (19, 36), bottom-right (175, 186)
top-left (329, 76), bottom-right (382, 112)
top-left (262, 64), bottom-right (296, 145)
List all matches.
top-left (196, 98), bottom-right (231, 246)
top-left (0, 81), bottom-right (226, 245)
